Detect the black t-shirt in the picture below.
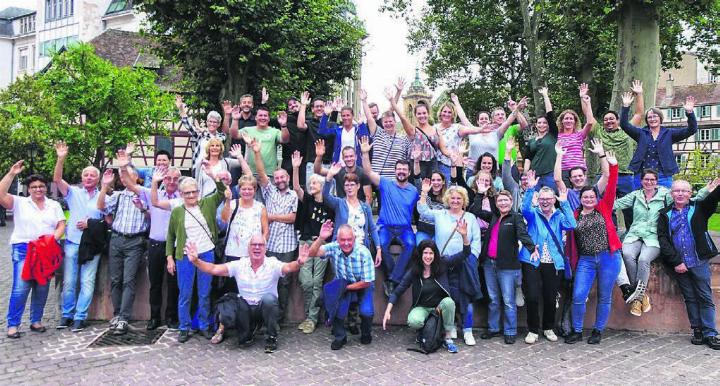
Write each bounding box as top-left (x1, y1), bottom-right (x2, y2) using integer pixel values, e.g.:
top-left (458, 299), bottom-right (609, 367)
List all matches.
top-left (281, 112), bottom-right (306, 159)
top-left (418, 276), bottom-right (445, 308)
top-left (306, 113), bottom-right (336, 165)
top-left (230, 114), bottom-right (257, 146)
top-left (300, 192), bottom-right (334, 241)
top-left (334, 167), bottom-right (371, 202)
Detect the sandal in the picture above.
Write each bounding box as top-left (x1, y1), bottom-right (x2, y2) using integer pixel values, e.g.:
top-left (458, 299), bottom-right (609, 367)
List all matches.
top-left (6, 328), bottom-right (21, 339)
top-left (210, 329), bottom-right (224, 344)
top-left (30, 324), bottom-right (47, 333)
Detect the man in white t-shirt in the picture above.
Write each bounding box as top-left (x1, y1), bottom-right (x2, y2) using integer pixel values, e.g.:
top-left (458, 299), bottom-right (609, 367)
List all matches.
top-left (185, 235), bottom-right (308, 353)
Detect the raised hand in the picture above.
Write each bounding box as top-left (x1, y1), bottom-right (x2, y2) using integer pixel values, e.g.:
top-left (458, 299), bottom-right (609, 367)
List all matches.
top-left (229, 144), bottom-right (243, 159)
top-left (319, 220), bottom-right (334, 241)
top-left (506, 136), bottom-right (516, 154)
top-left (605, 150), bottom-right (618, 166)
top-left (359, 136), bottom-right (372, 154)
top-left (55, 141), bottom-right (68, 158)
top-left (201, 160), bottom-right (215, 180)
top-left (222, 100), bottom-right (232, 115)
top-left (558, 186), bottom-right (568, 202)
top-left (515, 96), bottom-right (529, 111)
top-left (334, 97), bottom-right (345, 111)
top-left (224, 186), bottom-right (232, 201)
top-left (261, 87), bottom-right (269, 105)
top-left (101, 169), bottom-right (114, 186)
top-left (383, 87), bottom-right (394, 102)
top-left (125, 143), bottom-right (135, 155)
top-left (241, 131), bottom-right (254, 145)
top-left (457, 141), bottom-right (469, 156)
top-left (315, 139), bottom-right (326, 157)
top-left (538, 87), bottom-right (548, 97)
top-left (250, 138), bottom-right (261, 154)
top-left (132, 196), bottom-right (144, 210)
top-left (115, 149), bottom-right (130, 168)
top-left (175, 94), bottom-right (184, 110)
top-left (410, 144), bottom-right (422, 161)
top-left (184, 241), bottom-right (199, 264)
top-left (277, 111), bottom-right (288, 127)
top-left (300, 91), bottom-right (311, 106)
top-left (579, 83), bottom-right (589, 98)
top-left (421, 178), bottom-right (432, 194)
top-left (507, 97), bottom-right (517, 112)
top-left (455, 218), bottom-right (468, 237)
top-left (684, 95), bottom-right (696, 113)
top-left (297, 243), bottom-right (311, 266)
top-left (359, 89), bottom-right (367, 101)
top-left (621, 92), bottom-right (635, 107)
top-left (476, 177), bottom-right (489, 194)
top-left (291, 150), bottom-right (303, 168)
top-left (588, 138), bottom-right (605, 155)
top-left (705, 177), bottom-right (720, 193)
top-left (450, 93), bottom-right (459, 104)
top-left (327, 162), bottom-right (343, 177)
top-left (9, 160), bottom-right (24, 176)
top-left (526, 169), bottom-right (538, 189)
top-left (324, 101), bottom-right (333, 116)
top-left (395, 77), bottom-right (406, 91)
top-left (554, 142), bottom-right (566, 157)
top-left (631, 80), bottom-right (643, 95)
top-left (152, 168), bottom-right (166, 183)
top-left (231, 105), bottom-right (241, 120)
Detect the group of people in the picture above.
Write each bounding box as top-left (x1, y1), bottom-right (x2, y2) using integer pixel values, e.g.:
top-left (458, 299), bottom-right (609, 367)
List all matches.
top-left (2, 78), bottom-right (719, 355)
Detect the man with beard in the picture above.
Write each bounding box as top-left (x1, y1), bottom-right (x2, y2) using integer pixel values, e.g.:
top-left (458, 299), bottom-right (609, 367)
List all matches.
top-left (360, 136), bottom-right (419, 296)
top-left (280, 96), bottom-right (306, 186)
top-left (313, 141), bottom-right (373, 205)
top-left (224, 88), bottom-right (269, 148)
top-left (252, 141), bottom-right (298, 322)
top-left (298, 93), bottom-right (336, 187)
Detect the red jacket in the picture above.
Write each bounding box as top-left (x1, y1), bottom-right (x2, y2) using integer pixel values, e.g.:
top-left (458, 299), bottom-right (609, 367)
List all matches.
top-left (568, 164), bottom-right (621, 271)
top-left (21, 235), bottom-right (63, 286)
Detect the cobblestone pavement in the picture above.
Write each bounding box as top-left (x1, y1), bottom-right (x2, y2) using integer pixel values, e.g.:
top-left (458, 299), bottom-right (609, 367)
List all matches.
top-left (0, 222), bottom-right (718, 385)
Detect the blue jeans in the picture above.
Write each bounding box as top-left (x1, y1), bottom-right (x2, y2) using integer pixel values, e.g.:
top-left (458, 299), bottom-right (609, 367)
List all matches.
top-left (7, 243), bottom-right (50, 328)
top-left (483, 259), bottom-right (521, 336)
top-left (415, 231), bottom-right (433, 246)
top-left (633, 173), bottom-right (673, 190)
top-left (572, 251), bottom-right (622, 333)
top-left (61, 241), bottom-right (100, 321)
top-left (177, 250), bottom-right (214, 331)
top-left (332, 283), bottom-right (375, 341)
top-left (437, 163), bottom-right (452, 187)
top-left (378, 225), bottom-right (415, 283)
top-left (674, 260), bottom-right (717, 337)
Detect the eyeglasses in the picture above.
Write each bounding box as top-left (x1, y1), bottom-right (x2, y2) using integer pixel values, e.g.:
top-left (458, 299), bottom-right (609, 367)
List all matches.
top-left (164, 177), bottom-right (180, 182)
top-left (642, 178), bottom-right (657, 182)
top-left (250, 243), bottom-right (266, 247)
top-left (28, 185), bottom-right (46, 190)
top-left (671, 189), bottom-right (691, 193)
top-left (182, 190), bottom-right (199, 196)
top-left (538, 198), bottom-right (555, 202)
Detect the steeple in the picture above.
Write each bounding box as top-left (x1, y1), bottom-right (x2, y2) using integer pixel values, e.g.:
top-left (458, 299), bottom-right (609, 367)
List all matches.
top-left (403, 67), bottom-right (432, 126)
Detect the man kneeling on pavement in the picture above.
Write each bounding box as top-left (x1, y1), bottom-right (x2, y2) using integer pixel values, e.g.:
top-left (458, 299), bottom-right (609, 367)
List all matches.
top-left (184, 234), bottom-right (308, 353)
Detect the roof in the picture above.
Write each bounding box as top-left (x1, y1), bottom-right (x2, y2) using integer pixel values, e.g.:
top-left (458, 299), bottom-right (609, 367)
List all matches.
top-left (0, 7), bottom-right (35, 20)
top-left (656, 83), bottom-right (720, 107)
top-left (105, 0), bottom-right (133, 16)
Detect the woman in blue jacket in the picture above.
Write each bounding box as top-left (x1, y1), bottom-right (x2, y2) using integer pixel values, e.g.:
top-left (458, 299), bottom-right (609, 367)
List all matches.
top-left (383, 230), bottom-right (472, 354)
top-left (520, 172), bottom-right (576, 344)
top-left (619, 86), bottom-right (696, 189)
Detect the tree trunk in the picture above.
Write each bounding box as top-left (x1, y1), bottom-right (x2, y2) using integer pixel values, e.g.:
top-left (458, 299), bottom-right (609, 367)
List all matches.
top-left (519, 0), bottom-right (544, 117)
top-left (609, 0), bottom-right (660, 111)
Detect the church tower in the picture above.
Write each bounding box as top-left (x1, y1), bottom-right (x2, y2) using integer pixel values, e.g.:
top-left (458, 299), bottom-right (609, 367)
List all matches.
top-left (402, 67), bottom-right (432, 126)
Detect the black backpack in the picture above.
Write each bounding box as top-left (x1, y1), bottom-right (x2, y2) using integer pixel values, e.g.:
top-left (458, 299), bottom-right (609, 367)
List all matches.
top-left (408, 309), bottom-right (444, 354)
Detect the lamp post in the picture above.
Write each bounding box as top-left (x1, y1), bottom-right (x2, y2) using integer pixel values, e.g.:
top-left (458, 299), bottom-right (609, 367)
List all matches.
top-left (26, 142), bottom-right (38, 175)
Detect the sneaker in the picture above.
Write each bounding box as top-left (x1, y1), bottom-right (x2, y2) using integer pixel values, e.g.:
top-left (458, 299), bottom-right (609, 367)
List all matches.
top-left (330, 337), bottom-right (347, 350)
top-left (71, 320), bottom-right (87, 332)
top-left (146, 318), bottom-right (161, 331)
top-left (199, 328), bottom-right (213, 340)
top-left (298, 320), bottom-right (309, 331)
top-left (56, 317), bottom-right (72, 330)
top-left (302, 320), bottom-right (316, 334)
top-left (626, 281), bottom-right (647, 304)
top-left (178, 330), bottom-right (190, 343)
top-left (564, 332), bottom-right (583, 344)
top-left (524, 332), bottom-right (538, 344)
top-left (113, 320), bottom-right (129, 335)
top-left (543, 329), bottom-right (558, 342)
top-left (641, 294), bottom-right (651, 313)
top-left (445, 339), bottom-right (459, 353)
top-left (630, 300), bottom-right (642, 317)
top-left (238, 336), bottom-right (255, 348)
top-left (704, 335), bottom-right (720, 350)
top-left (504, 335), bottom-right (516, 344)
top-left (463, 331), bottom-right (476, 346)
top-left (515, 287), bottom-right (525, 307)
top-left (691, 328), bottom-right (704, 345)
top-left (587, 329), bottom-right (602, 344)
top-left (108, 316), bottom-right (120, 329)
top-left (360, 334), bottom-right (372, 345)
top-left (264, 336), bottom-right (278, 353)
top-left (449, 327), bottom-right (457, 339)
top-left (480, 331), bottom-right (501, 340)
top-left (166, 320), bottom-right (179, 331)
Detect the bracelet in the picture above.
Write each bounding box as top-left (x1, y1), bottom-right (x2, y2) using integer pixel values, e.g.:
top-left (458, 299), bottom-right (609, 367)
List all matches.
top-left (599, 154), bottom-right (606, 159)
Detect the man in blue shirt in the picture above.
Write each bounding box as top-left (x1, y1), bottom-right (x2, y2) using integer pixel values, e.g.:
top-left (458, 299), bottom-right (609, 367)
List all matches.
top-left (360, 136), bottom-right (418, 297)
top-left (658, 178), bottom-right (720, 350)
top-left (309, 221), bottom-right (376, 350)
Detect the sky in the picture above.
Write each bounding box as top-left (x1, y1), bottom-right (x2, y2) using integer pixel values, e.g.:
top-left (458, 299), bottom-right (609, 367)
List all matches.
top-left (4, 0), bottom-right (431, 107)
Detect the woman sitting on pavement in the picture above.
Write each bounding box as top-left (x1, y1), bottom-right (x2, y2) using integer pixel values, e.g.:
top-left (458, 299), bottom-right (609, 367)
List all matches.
top-left (383, 226), bottom-right (472, 354)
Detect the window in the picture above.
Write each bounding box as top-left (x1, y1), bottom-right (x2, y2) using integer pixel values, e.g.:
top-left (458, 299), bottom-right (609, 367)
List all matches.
top-left (46, 0), bottom-right (74, 21)
top-left (700, 106), bottom-right (711, 118)
top-left (699, 128), bottom-right (711, 142)
top-left (699, 153), bottom-right (712, 168)
top-left (18, 48), bottom-right (28, 71)
top-left (19, 15), bottom-right (36, 34)
top-left (39, 35), bottom-right (78, 57)
top-left (106, 0), bottom-right (131, 14)
top-left (671, 108), bottom-right (682, 119)
top-left (711, 73), bottom-right (719, 84)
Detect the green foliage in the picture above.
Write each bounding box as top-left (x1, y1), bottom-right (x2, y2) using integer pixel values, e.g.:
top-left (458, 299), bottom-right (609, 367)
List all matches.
top-left (677, 149), bottom-right (720, 187)
top-left (382, 0), bottom-right (720, 118)
top-left (0, 43), bottom-right (174, 180)
top-left (136, 0), bottom-right (366, 112)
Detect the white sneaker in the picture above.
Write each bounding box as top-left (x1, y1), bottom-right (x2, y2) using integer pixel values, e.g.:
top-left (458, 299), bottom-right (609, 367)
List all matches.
top-left (525, 332), bottom-right (538, 344)
top-left (515, 287), bottom-right (525, 307)
top-left (543, 329), bottom-right (558, 342)
top-left (108, 316), bottom-right (120, 328)
top-left (449, 327), bottom-right (457, 339)
top-left (463, 331), bottom-right (476, 346)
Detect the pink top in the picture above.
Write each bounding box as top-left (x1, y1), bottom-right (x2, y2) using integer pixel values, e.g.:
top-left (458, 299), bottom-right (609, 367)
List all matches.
top-left (557, 131), bottom-right (587, 171)
top-left (488, 220), bottom-right (501, 259)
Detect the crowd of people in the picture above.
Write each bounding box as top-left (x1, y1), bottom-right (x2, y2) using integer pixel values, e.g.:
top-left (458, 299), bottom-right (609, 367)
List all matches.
top-left (2, 79), bottom-right (719, 355)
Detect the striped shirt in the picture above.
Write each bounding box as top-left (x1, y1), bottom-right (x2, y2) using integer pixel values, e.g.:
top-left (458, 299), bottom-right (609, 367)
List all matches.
top-left (371, 127), bottom-right (411, 178)
top-left (321, 242), bottom-right (375, 283)
top-left (262, 183), bottom-right (298, 253)
top-left (226, 256), bottom-right (285, 305)
top-left (181, 117), bottom-right (227, 168)
top-left (557, 131), bottom-right (587, 171)
top-left (103, 189), bottom-right (149, 235)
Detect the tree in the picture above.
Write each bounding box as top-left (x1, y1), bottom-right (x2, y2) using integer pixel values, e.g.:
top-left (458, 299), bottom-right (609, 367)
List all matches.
top-left (136, 0), bottom-right (367, 111)
top-left (383, 0), bottom-right (720, 119)
top-left (0, 43), bottom-right (174, 179)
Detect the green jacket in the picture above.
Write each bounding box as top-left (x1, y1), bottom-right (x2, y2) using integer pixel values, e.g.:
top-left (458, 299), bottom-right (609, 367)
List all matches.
top-left (166, 180), bottom-right (226, 260)
top-left (614, 186), bottom-right (708, 248)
